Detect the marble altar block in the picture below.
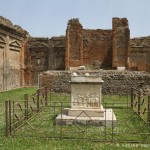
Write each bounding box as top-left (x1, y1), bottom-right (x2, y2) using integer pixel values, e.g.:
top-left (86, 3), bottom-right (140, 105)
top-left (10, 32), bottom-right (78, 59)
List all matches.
top-left (56, 73), bottom-right (116, 127)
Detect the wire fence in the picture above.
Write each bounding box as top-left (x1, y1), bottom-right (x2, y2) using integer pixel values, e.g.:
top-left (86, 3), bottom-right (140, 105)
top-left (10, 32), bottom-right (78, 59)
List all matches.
top-left (1, 86), bottom-right (150, 143)
top-left (0, 87), bottom-right (36, 136)
top-left (131, 87), bottom-right (150, 126)
top-left (5, 87), bottom-right (48, 137)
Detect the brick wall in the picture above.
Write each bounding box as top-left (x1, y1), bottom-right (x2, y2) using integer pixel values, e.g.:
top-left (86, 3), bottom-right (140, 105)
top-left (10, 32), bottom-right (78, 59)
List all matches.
top-left (129, 37), bottom-right (150, 72)
top-left (83, 29), bottom-right (112, 69)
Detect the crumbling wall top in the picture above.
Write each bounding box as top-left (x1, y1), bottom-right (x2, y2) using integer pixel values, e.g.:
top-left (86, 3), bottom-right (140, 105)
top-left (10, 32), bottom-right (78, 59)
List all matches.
top-left (112, 17), bottom-right (128, 29)
top-left (130, 36), bottom-right (150, 47)
top-left (68, 18), bottom-right (80, 24)
top-left (67, 18), bottom-right (82, 29)
top-left (0, 16), bottom-right (28, 36)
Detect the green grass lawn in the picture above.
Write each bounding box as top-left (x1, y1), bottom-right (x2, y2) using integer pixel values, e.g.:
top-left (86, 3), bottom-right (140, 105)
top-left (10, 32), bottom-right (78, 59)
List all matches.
top-left (0, 87), bottom-right (150, 150)
top-left (0, 87), bottom-right (37, 101)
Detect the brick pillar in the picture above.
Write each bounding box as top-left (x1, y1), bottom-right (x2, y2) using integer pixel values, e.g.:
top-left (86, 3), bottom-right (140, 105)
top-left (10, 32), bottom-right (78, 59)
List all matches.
top-left (112, 18), bottom-right (130, 68)
top-left (65, 18), bottom-right (83, 69)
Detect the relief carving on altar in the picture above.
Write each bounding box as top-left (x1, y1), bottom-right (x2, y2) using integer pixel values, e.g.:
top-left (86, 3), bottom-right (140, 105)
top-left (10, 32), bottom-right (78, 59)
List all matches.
top-left (72, 92), bottom-right (100, 108)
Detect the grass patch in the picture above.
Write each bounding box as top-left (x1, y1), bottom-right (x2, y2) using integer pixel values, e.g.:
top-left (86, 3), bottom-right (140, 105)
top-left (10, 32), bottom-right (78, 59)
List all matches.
top-left (0, 87), bottom-right (37, 102)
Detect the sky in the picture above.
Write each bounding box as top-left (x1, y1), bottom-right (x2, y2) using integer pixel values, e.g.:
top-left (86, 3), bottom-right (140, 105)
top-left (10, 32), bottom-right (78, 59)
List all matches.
top-left (0, 0), bottom-right (150, 38)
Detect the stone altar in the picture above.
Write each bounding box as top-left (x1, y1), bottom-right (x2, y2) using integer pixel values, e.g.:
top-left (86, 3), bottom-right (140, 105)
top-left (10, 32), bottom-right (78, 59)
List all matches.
top-left (56, 73), bottom-right (116, 126)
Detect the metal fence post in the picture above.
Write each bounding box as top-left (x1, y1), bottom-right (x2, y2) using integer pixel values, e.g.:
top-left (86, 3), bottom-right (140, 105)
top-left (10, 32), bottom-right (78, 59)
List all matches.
top-left (45, 87), bottom-right (48, 106)
top-left (9, 100), bottom-right (12, 135)
top-left (61, 102), bottom-right (63, 140)
top-left (131, 87), bottom-right (134, 108)
top-left (24, 94), bottom-right (28, 120)
top-left (148, 96), bottom-right (150, 126)
top-left (50, 90), bottom-right (52, 107)
top-left (138, 90), bottom-right (141, 116)
top-left (5, 101), bottom-right (9, 137)
top-left (36, 89), bottom-right (40, 112)
top-left (12, 101), bottom-right (15, 124)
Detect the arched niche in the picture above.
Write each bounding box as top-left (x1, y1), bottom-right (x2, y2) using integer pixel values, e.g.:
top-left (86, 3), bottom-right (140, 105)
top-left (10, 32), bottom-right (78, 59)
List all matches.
top-left (28, 42), bottom-right (50, 70)
top-left (51, 41), bottom-right (65, 70)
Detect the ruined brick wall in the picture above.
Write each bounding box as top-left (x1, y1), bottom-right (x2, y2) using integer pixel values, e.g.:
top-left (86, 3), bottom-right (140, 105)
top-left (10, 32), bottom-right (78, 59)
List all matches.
top-left (112, 18), bottom-right (130, 68)
top-left (0, 16), bottom-right (28, 92)
top-left (25, 36), bottom-right (66, 86)
top-left (65, 17), bottom-right (130, 70)
top-left (65, 19), bottom-right (83, 69)
top-left (39, 70), bottom-right (150, 94)
top-left (129, 37), bottom-right (150, 72)
top-left (83, 29), bottom-right (112, 69)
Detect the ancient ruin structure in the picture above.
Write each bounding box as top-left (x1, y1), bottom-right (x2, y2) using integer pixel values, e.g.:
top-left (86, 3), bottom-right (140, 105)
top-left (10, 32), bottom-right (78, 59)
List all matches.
top-left (0, 16), bottom-right (150, 92)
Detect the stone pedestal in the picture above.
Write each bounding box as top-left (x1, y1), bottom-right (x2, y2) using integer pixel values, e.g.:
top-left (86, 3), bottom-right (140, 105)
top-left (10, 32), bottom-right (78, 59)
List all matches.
top-left (56, 74), bottom-right (116, 127)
